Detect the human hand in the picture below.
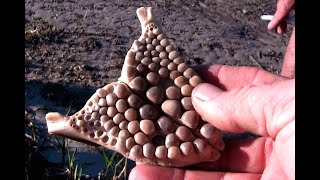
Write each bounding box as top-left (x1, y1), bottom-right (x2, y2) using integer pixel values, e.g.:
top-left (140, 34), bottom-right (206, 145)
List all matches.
top-left (268, 0), bottom-right (295, 34)
top-left (129, 65), bottom-right (295, 180)
top-left (267, 0), bottom-right (295, 78)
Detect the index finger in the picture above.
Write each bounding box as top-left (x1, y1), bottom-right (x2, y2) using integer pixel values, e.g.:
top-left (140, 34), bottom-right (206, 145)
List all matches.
top-left (194, 64), bottom-right (287, 90)
top-left (268, 0), bottom-right (295, 30)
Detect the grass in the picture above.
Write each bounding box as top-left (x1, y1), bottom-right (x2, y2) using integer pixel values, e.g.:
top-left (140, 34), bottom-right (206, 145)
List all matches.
top-left (64, 101), bottom-right (84, 179)
top-left (25, 16), bottom-right (65, 49)
top-left (54, 101), bottom-right (73, 163)
top-left (63, 141), bottom-right (129, 180)
top-left (66, 143), bottom-right (82, 180)
top-left (101, 149), bottom-right (128, 179)
top-left (49, 134), bottom-right (130, 179)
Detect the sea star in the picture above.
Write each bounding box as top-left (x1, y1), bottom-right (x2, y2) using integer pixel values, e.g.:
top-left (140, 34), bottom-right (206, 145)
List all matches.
top-left (46, 7), bottom-right (224, 167)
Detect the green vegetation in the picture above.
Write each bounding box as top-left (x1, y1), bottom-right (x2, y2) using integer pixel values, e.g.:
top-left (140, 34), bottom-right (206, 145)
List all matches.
top-left (101, 149), bottom-right (128, 179)
top-left (66, 145), bottom-right (82, 180)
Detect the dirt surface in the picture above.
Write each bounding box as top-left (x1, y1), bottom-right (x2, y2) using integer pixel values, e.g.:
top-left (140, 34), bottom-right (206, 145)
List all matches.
top-left (25, 0), bottom-right (294, 178)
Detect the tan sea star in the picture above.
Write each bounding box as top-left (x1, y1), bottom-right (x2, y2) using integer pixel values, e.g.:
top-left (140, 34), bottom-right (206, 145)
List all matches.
top-left (46, 7), bottom-right (224, 167)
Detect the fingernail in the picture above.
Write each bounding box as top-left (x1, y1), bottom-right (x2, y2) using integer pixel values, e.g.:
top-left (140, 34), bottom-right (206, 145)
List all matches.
top-left (193, 83), bottom-right (223, 101)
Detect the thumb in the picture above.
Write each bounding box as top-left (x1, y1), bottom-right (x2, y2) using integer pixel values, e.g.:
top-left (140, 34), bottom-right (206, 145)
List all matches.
top-left (191, 79), bottom-right (294, 139)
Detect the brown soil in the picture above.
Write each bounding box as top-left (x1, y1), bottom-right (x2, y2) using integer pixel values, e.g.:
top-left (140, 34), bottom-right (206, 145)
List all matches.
top-left (25, 0), bottom-right (293, 179)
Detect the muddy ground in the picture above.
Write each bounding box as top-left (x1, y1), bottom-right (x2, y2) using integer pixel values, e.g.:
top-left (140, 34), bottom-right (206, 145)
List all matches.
top-left (25, 0), bottom-right (294, 179)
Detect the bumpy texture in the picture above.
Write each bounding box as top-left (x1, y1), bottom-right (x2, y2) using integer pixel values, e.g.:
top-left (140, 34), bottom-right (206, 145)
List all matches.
top-left (46, 7), bottom-right (224, 167)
